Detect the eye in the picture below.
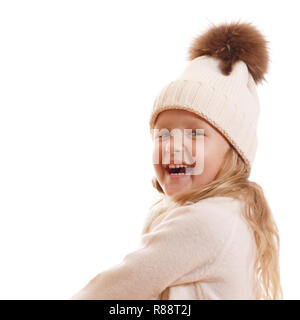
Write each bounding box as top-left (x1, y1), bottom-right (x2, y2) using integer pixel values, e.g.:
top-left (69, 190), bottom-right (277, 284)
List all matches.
top-left (153, 129), bottom-right (170, 139)
top-left (158, 132), bottom-right (171, 139)
top-left (191, 130), bottom-right (204, 136)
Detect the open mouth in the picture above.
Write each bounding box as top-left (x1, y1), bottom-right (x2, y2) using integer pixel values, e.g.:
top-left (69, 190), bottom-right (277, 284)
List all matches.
top-left (165, 164), bottom-right (194, 175)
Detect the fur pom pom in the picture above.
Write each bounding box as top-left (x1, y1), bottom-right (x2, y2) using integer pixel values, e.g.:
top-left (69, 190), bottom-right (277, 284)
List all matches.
top-left (187, 21), bottom-right (270, 84)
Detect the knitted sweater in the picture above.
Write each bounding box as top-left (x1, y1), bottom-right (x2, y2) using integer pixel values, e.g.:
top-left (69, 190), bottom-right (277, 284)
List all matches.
top-left (73, 196), bottom-right (258, 300)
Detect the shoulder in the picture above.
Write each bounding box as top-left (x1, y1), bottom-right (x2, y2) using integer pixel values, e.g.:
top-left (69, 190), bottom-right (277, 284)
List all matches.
top-left (190, 196), bottom-right (256, 258)
top-left (161, 196), bottom-right (244, 229)
top-left (190, 195), bottom-right (244, 212)
top-left (189, 196), bottom-right (244, 222)
top-left (150, 196), bottom-right (244, 246)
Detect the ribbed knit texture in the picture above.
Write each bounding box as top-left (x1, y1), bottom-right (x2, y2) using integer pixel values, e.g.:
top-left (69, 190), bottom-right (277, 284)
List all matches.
top-left (149, 55), bottom-right (261, 172)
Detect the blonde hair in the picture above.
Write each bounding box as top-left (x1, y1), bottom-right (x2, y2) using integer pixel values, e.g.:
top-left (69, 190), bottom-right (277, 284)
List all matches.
top-left (144, 146), bottom-right (283, 300)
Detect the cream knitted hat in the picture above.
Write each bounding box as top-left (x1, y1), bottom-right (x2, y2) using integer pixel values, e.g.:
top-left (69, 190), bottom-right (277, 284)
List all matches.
top-left (149, 21), bottom-right (269, 173)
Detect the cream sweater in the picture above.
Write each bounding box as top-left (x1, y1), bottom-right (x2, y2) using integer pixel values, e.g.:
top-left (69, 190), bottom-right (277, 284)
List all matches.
top-left (72, 196), bottom-right (258, 300)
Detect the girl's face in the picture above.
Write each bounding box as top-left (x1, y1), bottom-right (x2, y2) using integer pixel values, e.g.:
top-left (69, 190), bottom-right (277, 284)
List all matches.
top-left (152, 109), bottom-right (231, 197)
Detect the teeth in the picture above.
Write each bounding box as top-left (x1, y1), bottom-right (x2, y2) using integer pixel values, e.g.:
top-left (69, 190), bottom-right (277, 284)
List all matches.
top-left (168, 164), bottom-right (188, 168)
top-left (170, 172), bottom-right (185, 175)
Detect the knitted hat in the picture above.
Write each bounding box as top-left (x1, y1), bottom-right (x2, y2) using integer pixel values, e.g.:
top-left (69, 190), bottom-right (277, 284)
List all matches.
top-left (149, 21), bottom-right (269, 173)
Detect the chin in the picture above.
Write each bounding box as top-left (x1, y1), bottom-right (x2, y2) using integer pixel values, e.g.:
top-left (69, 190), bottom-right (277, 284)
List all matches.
top-left (165, 187), bottom-right (186, 197)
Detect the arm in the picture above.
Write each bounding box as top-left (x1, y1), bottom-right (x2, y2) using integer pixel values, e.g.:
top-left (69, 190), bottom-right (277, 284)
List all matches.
top-left (70, 200), bottom-right (238, 300)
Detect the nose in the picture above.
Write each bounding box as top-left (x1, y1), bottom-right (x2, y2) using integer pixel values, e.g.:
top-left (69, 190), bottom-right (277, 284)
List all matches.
top-left (164, 131), bottom-right (184, 153)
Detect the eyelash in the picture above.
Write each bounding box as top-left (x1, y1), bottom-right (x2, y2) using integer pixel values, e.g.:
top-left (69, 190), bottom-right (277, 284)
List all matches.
top-left (158, 130), bottom-right (204, 138)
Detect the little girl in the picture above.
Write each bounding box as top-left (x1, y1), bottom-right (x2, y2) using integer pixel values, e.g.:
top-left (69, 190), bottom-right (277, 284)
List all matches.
top-left (71, 21), bottom-right (283, 300)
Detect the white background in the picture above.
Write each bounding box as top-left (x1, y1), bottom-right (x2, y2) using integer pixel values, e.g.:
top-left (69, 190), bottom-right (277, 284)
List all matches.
top-left (0, 0), bottom-right (299, 299)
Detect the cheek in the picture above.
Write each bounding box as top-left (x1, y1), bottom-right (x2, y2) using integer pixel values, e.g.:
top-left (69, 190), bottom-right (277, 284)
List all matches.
top-left (153, 140), bottom-right (171, 165)
top-left (152, 138), bottom-right (159, 158)
top-left (152, 141), bottom-right (163, 167)
top-left (191, 138), bottom-right (217, 174)
top-left (202, 141), bottom-right (226, 176)
top-left (190, 138), bottom-right (204, 168)
top-left (152, 143), bottom-right (164, 176)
